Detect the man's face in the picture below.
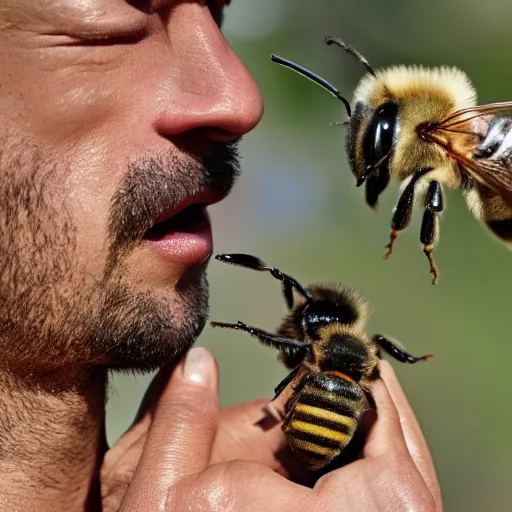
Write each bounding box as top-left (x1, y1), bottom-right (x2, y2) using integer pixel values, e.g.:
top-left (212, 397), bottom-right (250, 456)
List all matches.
top-left (0, 0), bottom-right (263, 374)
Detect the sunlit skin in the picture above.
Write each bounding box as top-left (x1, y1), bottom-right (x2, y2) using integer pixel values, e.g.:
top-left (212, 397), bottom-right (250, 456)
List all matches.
top-left (0, 1), bottom-right (441, 511)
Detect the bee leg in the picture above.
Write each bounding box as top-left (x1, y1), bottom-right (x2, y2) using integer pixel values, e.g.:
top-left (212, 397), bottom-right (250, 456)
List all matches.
top-left (259, 266), bottom-right (311, 310)
top-left (262, 402), bottom-right (285, 422)
top-left (265, 369), bottom-right (307, 422)
top-left (281, 374), bottom-right (312, 426)
top-left (383, 167), bottom-right (433, 259)
top-left (269, 270), bottom-right (311, 310)
top-left (273, 365), bottom-right (302, 400)
top-left (421, 211), bottom-right (440, 285)
top-left (211, 321), bottom-right (311, 351)
top-left (215, 253), bottom-right (312, 308)
top-left (383, 181), bottom-right (415, 259)
top-left (420, 181), bottom-right (443, 285)
top-left (374, 335), bottom-right (435, 363)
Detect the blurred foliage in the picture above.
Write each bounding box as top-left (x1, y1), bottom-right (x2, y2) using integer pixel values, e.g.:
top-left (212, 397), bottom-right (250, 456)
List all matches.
top-left (106, 1), bottom-right (512, 510)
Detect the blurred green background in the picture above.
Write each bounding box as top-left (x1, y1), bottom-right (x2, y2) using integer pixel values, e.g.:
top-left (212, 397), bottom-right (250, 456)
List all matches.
top-left (107, 1), bottom-right (512, 510)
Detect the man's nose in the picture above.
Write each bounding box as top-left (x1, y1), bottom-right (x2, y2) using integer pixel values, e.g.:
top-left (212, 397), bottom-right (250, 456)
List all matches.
top-left (154, 2), bottom-right (264, 143)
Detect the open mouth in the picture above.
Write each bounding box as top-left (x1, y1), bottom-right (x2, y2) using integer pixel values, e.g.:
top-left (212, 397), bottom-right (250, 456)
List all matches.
top-left (139, 190), bottom-right (225, 264)
top-left (144, 203), bottom-right (209, 241)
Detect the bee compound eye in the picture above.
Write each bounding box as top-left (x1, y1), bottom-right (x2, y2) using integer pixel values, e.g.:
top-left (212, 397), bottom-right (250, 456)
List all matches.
top-left (363, 102), bottom-right (399, 168)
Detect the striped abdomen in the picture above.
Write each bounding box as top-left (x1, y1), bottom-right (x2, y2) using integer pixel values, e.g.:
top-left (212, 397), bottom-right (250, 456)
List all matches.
top-left (282, 371), bottom-right (368, 471)
top-left (462, 186), bottom-right (512, 245)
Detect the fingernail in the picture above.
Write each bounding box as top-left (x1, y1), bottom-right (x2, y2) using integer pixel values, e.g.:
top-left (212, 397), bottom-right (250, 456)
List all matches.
top-left (183, 347), bottom-right (215, 388)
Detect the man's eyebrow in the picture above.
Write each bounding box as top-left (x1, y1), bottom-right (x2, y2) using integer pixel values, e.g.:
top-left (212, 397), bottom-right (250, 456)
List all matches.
top-left (35, 4), bottom-right (149, 40)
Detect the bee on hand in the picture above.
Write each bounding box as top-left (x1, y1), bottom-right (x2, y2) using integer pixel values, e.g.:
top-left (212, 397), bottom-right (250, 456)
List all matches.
top-left (271, 37), bottom-right (512, 284)
top-left (211, 253), bottom-right (433, 471)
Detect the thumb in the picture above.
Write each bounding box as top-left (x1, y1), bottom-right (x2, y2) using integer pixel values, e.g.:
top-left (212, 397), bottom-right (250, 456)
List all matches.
top-left (123, 347), bottom-right (220, 507)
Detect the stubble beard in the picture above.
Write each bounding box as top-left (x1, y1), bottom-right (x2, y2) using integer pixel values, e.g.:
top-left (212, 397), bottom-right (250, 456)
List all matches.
top-left (0, 134), bottom-right (239, 378)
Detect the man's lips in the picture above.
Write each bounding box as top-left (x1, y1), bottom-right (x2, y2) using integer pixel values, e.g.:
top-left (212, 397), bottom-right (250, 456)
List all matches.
top-left (144, 190), bottom-right (226, 237)
top-left (144, 203), bottom-right (209, 240)
top-left (142, 190), bottom-right (226, 265)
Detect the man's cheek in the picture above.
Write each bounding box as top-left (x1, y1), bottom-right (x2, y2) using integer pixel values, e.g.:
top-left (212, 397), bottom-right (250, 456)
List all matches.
top-left (63, 154), bottom-right (118, 272)
top-left (118, 247), bottom-right (185, 290)
top-left (70, 200), bottom-right (110, 277)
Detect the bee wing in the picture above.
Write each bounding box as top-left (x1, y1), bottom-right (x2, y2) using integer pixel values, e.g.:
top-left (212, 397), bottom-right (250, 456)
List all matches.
top-left (460, 157), bottom-right (512, 207)
top-left (437, 101), bottom-right (512, 129)
top-left (425, 102), bottom-right (512, 207)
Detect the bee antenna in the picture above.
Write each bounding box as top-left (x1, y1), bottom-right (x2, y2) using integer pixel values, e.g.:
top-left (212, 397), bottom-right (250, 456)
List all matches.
top-left (325, 36), bottom-right (376, 77)
top-left (270, 54), bottom-right (351, 118)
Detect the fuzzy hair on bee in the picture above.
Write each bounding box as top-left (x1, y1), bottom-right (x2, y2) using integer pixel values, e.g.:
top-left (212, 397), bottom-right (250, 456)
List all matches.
top-left (275, 283), bottom-right (371, 370)
top-left (271, 37), bottom-right (512, 284)
top-left (211, 253), bottom-right (433, 471)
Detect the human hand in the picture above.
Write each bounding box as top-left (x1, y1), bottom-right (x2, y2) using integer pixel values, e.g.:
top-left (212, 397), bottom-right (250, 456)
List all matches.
top-left (101, 347), bottom-right (442, 511)
top-left (101, 347), bottom-right (290, 511)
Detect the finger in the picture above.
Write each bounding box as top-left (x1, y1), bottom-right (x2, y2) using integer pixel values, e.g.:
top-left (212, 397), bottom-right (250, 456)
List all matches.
top-left (379, 360), bottom-right (443, 510)
top-left (134, 364), bottom-right (176, 423)
top-left (362, 367), bottom-right (409, 459)
top-left (123, 347), bottom-right (220, 508)
top-left (102, 424), bottom-right (146, 490)
top-left (103, 401), bottom-right (156, 473)
top-left (102, 434), bottom-right (147, 512)
top-left (106, 364), bottom-right (178, 471)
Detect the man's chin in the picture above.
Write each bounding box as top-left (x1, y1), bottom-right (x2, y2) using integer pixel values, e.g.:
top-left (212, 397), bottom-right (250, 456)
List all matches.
top-left (90, 277), bottom-right (209, 373)
top-left (101, 316), bottom-right (207, 372)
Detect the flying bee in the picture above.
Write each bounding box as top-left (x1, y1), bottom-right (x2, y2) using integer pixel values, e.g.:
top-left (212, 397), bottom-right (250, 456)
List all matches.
top-left (211, 253), bottom-right (433, 471)
top-left (271, 37), bottom-right (512, 284)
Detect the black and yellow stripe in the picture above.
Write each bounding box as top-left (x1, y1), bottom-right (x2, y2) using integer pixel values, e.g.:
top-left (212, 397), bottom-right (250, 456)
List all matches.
top-left (283, 372), bottom-right (366, 470)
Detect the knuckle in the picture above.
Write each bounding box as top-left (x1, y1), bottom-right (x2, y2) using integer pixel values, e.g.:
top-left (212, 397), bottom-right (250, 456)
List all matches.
top-left (207, 461), bottom-right (264, 510)
top-left (376, 457), bottom-right (438, 512)
top-left (219, 460), bottom-right (263, 480)
top-left (208, 460), bottom-right (260, 490)
top-left (316, 457), bottom-right (437, 512)
top-left (169, 462), bottom-right (262, 512)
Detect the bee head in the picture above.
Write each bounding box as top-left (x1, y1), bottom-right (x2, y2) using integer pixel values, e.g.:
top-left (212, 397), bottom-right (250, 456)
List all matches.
top-left (287, 285), bottom-right (369, 341)
top-left (347, 65), bottom-right (476, 205)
